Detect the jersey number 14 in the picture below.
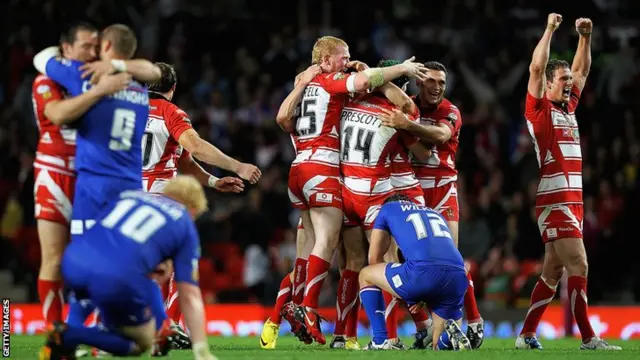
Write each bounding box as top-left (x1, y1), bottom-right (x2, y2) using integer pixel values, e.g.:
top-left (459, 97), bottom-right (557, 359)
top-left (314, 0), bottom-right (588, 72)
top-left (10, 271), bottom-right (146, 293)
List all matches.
top-left (406, 212), bottom-right (452, 240)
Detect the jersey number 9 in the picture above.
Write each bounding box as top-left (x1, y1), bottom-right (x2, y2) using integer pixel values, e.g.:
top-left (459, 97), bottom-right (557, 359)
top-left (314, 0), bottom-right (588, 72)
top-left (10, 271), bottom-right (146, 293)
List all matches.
top-left (109, 108), bottom-right (137, 151)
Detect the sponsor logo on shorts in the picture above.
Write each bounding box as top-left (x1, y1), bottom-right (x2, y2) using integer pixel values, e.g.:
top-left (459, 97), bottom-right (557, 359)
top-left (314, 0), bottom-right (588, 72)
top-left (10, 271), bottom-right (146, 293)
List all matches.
top-left (546, 228), bottom-right (558, 239)
top-left (559, 227), bottom-right (574, 232)
top-left (392, 274), bottom-right (403, 288)
top-left (316, 193), bottom-right (333, 203)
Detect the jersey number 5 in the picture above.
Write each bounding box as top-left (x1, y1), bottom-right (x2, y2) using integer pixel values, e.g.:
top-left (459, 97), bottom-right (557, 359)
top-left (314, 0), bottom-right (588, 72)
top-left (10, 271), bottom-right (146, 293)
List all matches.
top-left (406, 212), bottom-right (452, 240)
top-left (109, 108), bottom-right (136, 151)
top-left (295, 99), bottom-right (317, 137)
top-left (101, 198), bottom-right (166, 243)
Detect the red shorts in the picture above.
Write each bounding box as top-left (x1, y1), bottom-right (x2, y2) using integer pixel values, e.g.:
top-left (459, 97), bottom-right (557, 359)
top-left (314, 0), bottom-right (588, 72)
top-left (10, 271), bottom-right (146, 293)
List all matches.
top-left (34, 167), bottom-right (75, 225)
top-left (536, 204), bottom-right (584, 243)
top-left (143, 176), bottom-right (170, 193)
top-left (400, 185), bottom-right (425, 206)
top-left (342, 187), bottom-right (389, 230)
top-left (288, 164), bottom-right (342, 210)
top-left (422, 182), bottom-right (459, 222)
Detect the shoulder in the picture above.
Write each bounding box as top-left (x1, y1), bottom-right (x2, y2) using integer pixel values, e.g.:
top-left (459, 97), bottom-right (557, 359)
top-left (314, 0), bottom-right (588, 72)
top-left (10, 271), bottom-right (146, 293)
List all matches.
top-left (441, 98), bottom-right (461, 117)
top-left (33, 75), bottom-right (57, 91)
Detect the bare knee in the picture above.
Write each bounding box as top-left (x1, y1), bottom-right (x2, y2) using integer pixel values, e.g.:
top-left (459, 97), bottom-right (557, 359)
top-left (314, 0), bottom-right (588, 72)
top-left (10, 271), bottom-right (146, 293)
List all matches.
top-left (565, 252), bottom-right (588, 277)
top-left (358, 267), bottom-right (373, 288)
top-left (346, 251), bottom-right (365, 271)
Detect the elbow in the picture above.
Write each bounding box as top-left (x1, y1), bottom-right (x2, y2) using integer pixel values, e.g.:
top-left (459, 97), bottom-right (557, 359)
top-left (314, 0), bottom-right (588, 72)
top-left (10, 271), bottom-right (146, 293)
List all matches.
top-left (44, 110), bottom-right (64, 126)
top-left (354, 74), bottom-right (370, 92)
top-left (529, 64), bottom-right (544, 75)
top-left (276, 116), bottom-right (294, 132)
top-left (433, 133), bottom-right (448, 145)
top-left (151, 66), bottom-right (162, 82)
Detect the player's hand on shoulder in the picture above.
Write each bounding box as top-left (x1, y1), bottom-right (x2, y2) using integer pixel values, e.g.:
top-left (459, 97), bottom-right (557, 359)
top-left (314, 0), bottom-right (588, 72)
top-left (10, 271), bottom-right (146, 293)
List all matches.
top-left (379, 108), bottom-right (410, 129)
top-left (93, 73), bottom-right (131, 96)
top-left (79, 60), bottom-right (118, 85)
top-left (575, 18), bottom-right (592, 35)
top-left (401, 56), bottom-right (428, 81)
top-left (236, 163), bottom-right (261, 184)
top-left (346, 60), bottom-right (369, 72)
top-left (295, 65), bottom-right (322, 87)
top-left (547, 13), bottom-right (563, 31)
top-left (214, 177), bottom-right (245, 193)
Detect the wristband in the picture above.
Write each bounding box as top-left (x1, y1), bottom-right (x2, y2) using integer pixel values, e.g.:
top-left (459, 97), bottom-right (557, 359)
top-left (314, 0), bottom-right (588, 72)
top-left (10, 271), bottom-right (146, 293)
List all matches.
top-left (192, 342), bottom-right (210, 360)
top-left (111, 59), bottom-right (127, 72)
top-left (363, 68), bottom-right (384, 89)
top-left (207, 176), bottom-right (219, 188)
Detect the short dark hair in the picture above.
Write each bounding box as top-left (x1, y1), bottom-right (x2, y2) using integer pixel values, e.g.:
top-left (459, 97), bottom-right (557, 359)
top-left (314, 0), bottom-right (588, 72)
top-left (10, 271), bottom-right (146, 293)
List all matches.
top-left (59, 22), bottom-right (97, 46)
top-left (378, 59), bottom-right (409, 89)
top-left (424, 61), bottom-right (447, 74)
top-left (545, 59), bottom-right (570, 81)
top-left (383, 193), bottom-right (412, 205)
top-left (149, 62), bottom-right (177, 93)
top-left (101, 24), bottom-right (137, 59)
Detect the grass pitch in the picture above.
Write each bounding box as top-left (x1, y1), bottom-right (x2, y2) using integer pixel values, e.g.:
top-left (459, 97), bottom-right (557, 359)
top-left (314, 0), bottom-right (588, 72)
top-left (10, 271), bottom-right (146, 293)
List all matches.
top-left (9, 335), bottom-right (640, 359)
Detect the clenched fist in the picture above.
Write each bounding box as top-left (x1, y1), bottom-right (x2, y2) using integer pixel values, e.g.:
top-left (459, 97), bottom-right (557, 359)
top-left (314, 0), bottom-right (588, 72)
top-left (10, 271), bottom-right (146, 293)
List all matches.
top-left (575, 18), bottom-right (593, 36)
top-left (547, 13), bottom-right (563, 31)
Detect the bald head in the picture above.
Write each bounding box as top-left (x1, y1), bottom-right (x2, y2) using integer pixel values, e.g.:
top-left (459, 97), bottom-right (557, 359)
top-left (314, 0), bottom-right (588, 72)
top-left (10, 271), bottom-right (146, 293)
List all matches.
top-left (101, 24), bottom-right (137, 59)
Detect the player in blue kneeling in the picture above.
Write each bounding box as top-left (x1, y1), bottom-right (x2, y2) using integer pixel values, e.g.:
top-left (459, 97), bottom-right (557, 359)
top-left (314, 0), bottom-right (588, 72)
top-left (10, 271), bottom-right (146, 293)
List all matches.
top-left (359, 193), bottom-right (471, 350)
top-left (39, 176), bottom-right (217, 360)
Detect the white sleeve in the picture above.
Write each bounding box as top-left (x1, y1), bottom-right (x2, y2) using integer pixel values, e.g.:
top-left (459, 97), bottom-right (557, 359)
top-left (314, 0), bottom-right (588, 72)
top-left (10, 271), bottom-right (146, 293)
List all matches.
top-left (33, 46), bottom-right (60, 75)
top-left (346, 74), bottom-right (357, 93)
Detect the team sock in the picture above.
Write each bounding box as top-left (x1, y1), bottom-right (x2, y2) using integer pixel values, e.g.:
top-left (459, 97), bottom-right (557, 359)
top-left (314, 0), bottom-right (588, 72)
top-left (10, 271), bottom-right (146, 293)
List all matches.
top-left (382, 291), bottom-right (399, 339)
top-left (520, 277), bottom-right (557, 335)
top-left (568, 276), bottom-right (596, 341)
top-left (271, 273), bottom-right (292, 324)
top-left (38, 279), bottom-right (64, 324)
top-left (150, 282), bottom-right (168, 331)
top-left (302, 255), bottom-right (329, 310)
top-left (359, 286), bottom-right (387, 344)
top-left (164, 273), bottom-right (181, 324)
top-left (437, 329), bottom-right (453, 350)
top-left (463, 272), bottom-right (481, 323)
top-left (346, 296), bottom-right (360, 338)
top-left (66, 294), bottom-right (96, 327)
top-left (291, 258), bottom-right (308, 305)
top-left (333, 270), bottom-right (359, 336)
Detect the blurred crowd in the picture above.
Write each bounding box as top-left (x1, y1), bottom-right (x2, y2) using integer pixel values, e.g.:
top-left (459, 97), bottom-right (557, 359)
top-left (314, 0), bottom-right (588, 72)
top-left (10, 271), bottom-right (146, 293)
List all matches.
top-left (1, 0), bottom-right (639, 307)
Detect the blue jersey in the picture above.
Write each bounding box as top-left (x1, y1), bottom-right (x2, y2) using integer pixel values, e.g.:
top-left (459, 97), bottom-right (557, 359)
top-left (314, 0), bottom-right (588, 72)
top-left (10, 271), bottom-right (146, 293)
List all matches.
top-left (373, 201), bottom-right (464, 268)
top-left (65, 191), bottom-right (200, 285)
top-left (44, 58), bottom-right (149, 183)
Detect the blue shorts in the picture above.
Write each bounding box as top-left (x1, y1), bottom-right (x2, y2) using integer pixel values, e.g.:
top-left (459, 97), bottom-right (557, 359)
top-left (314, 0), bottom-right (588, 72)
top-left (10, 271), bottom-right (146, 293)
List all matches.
top-left (62, 244), bottom-right (154, 328)
top-left (71, 173), bottom-right (141, 238)
top-left (385, 261), bottom-right (467, 320)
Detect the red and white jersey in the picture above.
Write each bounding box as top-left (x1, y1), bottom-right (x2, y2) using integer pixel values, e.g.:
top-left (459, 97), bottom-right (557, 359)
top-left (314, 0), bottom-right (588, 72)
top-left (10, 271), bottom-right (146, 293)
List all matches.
top-left (525, 85), bottom-right (583, 207)
top-left (290, 72), bottom-right (358, 171)
top-left (340, 94), bottom-right (419, 196)
top-left (411, 97), bottom-right (462, 189)
top-left (32, 75), bottom-right (76, 174)
top-left (142, 93), bottom-right (193, 182)
top-left (390, 138), bottom-right (420, 192)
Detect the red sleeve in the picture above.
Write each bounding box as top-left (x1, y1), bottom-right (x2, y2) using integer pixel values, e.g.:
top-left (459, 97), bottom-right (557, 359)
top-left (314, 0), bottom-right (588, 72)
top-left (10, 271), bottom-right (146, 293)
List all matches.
top-left (567, 84), bottom-right (582, 113)
top-left (316, 72), bottom-right (356, 95)
top-left (524, 92), bottom-right (549, 122)
top-left (166, 105), bottom-right (193, 141)
top-left (436, 105), bottom-right (461, 135)
top-left (32, 76), bottom-right (65, 110)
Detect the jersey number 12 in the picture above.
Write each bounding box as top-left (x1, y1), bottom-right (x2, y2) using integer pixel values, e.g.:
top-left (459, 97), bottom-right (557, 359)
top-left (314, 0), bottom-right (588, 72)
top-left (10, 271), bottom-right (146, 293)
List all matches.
top-left (109, 108), bottom-right (136, 151)
top-left (101, 198), bottom-right (166, 243)
top-left (406, 212), bottom-right (452, 240)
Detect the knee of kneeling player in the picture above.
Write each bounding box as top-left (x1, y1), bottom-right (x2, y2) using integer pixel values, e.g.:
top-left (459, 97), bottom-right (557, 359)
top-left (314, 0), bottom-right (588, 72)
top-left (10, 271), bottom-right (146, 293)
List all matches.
top-left (358, 268), bottom-right (372, 288)
top-left (133, 335), bottom-right (154, 354)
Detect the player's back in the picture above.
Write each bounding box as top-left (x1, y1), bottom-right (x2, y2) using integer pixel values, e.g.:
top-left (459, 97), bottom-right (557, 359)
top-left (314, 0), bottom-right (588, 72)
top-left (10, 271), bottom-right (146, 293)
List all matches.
top-left (44, 58), bottom-right (149, 183)
top-left (291, 72), bottom-right (354, 169)
top-left (64, 190), bottom-right (198, 277)
top-left (376, 200), bottom-right (464, 268)
top-left (142, 95), bottom-right (193, 188)
top-left (412, 97), bottom-right (461, 184)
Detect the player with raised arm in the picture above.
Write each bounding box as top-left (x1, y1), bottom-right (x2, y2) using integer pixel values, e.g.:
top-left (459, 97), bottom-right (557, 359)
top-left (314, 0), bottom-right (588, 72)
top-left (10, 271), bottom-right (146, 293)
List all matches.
top-left (359, 193), bottom-right (470, 351)
top-left (276, 36), bottom-right (428, 345)
top-left (143, 62), bottom-right (246, 349)
top-left (515, 14), bottom-right (620, 351)
top-left (32, 22), bottom-right (131, 329)
top-left (331, 59), bottom-right (432, 350)
top-left (380, 61), bottom-right (484, 348)
top-left (39, 176), bottom-right (217, 360)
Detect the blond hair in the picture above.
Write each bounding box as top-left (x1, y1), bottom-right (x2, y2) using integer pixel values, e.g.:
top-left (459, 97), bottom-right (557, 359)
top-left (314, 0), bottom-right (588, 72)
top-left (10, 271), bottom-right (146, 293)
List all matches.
top-left (311, 36), bottom-right (348, 64)
top-left (163, 175), bottom-right (208, 216)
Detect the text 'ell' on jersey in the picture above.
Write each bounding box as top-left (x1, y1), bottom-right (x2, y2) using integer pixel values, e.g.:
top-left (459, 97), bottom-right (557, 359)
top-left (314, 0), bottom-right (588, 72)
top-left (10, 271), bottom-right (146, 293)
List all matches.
top-left (411, 97), bottom-right (462, 188)
top-left (525, 85), bottom-right (583, 207)
top-left (340, 94), bottom-right (419, 195)
top-left (142, 94), bottom-right (193, 179)
top-left (290, 72), bottom-right (358, 169)
top-left (73, 191), bottom-right (201, 285)
top-left (374, 201), bottom-right (464, 269)
top-left (43, 58), bottom-right (149, 183)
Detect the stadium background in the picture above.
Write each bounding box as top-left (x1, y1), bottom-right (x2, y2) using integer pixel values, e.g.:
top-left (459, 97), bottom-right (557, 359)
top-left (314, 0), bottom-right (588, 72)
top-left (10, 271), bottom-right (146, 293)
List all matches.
top-left (1, 0), bottom-right (639, 339)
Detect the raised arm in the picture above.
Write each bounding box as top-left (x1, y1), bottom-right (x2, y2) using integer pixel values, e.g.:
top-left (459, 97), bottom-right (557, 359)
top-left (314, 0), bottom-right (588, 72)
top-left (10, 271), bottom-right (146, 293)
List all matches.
top-left (379, 82), bottom-right (417, 115)
top-left (276, 65), bottom-right (321, 132)
top-left (571, 18), bottom-right (593, 92)
top-left (528, 13), bottom-right (562, 99)
top-left (351, 57), bottom-right (427, 92)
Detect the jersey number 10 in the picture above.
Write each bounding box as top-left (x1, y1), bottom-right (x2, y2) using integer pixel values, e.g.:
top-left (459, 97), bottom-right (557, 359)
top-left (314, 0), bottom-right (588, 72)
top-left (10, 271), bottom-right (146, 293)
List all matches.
top-left (101, 198), bottom-right (167, 243)
top-left (406, 212), bottom-right (452, 240)
top-left (109, 108), bottom-right (137, 151)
